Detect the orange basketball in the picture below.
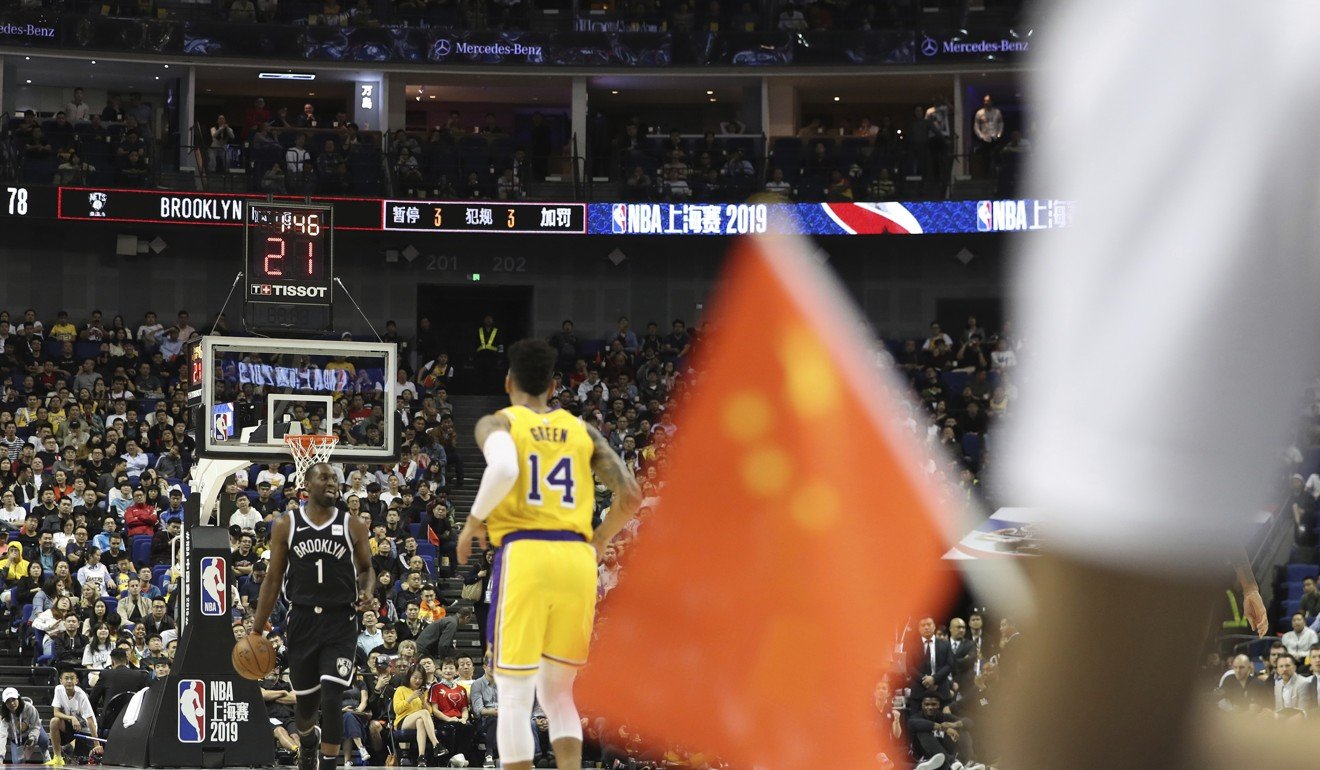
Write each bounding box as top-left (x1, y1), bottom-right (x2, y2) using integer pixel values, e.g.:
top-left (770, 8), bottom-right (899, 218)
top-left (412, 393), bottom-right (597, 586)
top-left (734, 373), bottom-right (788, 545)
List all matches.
top-left (232, 635), bottom-right (276, 680)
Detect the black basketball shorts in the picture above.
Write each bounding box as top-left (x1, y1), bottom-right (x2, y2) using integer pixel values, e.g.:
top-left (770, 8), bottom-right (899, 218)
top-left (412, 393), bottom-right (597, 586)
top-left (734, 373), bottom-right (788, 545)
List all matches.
top-left (285, 605), bottom-right (359, 696)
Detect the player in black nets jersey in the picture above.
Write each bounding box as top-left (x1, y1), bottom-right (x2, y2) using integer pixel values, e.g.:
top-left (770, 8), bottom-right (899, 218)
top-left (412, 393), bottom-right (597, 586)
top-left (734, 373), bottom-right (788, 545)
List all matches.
top-left (252, 463), bottom-right (375, 770)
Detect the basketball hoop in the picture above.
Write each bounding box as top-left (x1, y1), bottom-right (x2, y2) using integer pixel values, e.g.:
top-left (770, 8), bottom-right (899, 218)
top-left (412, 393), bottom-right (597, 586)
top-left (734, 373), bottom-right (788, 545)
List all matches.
top-left (284, 434), bottom-right (339, 489)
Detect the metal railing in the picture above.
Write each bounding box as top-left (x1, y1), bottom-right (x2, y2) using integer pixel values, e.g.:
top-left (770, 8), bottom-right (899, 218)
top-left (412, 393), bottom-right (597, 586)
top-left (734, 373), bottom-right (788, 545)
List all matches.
top-left (1, 118), bottom-right (1012, 202)
top-left (3, 116), bottom-right (160, 189)
top-left (0, 663), bottom-right (59, 687)
top-left (381, 129), bottom-right (585, 201)
top-left (186, 123), bottom-right (390, 195)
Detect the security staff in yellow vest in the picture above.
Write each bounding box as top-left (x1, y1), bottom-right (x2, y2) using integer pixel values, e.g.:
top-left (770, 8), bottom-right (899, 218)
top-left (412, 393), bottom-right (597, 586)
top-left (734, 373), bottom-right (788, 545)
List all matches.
top-left (475, 314), bottom-right (503, 392)
top-left (477, 316), bottom-right (500, 353)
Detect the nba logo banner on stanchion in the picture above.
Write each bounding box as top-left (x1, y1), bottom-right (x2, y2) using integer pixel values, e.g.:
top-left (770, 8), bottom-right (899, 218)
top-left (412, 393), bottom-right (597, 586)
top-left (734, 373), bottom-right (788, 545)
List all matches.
top-left (199, 557), bottom-right (227, 616)
top-left (104, 524), bottom-right (274, 767)
top-left (177, 680), bottom-right (205, 744)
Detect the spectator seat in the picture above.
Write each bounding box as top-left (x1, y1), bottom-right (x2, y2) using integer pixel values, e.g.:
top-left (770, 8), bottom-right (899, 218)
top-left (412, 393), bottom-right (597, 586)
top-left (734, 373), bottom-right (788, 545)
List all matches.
top-left (131, 535), bottom-right (152, 567)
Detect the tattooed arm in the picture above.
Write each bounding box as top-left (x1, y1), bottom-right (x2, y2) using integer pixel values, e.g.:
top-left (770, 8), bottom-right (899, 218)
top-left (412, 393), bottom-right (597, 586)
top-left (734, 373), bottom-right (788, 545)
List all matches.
top-left (585, 423), bottom-right (642, 561)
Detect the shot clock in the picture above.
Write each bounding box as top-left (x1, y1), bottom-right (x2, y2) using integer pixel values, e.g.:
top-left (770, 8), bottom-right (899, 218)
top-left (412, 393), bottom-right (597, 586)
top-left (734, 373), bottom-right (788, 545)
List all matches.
top-left (243, 202), bottom-right (335, 333)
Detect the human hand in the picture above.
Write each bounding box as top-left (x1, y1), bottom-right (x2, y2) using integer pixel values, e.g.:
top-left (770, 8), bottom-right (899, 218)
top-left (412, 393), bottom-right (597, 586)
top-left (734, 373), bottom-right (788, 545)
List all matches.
top-left (1244, 591), bottom-right (1268, 637)
top-left (921, 676), bottom-right (935, 688)
top-left (456, 519), bottom-right (487, 565)
top-left (946, 727), bottom-right (959, 743)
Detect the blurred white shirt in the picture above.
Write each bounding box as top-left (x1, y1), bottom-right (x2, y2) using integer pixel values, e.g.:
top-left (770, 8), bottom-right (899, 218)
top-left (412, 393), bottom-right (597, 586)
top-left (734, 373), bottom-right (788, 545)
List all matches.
top-left (999, 0), bottom-right (1320, 571)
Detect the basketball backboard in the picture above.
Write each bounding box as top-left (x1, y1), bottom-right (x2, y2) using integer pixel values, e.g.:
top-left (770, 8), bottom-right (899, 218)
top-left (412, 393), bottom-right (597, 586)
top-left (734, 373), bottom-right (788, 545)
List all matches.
top-left (194, 336), bottom-right (398, 464)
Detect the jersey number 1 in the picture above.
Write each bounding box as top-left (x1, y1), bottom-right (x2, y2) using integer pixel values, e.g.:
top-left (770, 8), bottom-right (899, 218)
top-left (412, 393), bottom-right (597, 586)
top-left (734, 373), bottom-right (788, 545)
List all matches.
top-left (527, 454), bottom-right (575, 506)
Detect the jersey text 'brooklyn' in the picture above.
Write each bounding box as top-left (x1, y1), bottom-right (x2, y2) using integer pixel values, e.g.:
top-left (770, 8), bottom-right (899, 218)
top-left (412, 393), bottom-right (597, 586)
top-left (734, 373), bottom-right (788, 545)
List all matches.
top-left (283, 507), bottom-right (358, 608)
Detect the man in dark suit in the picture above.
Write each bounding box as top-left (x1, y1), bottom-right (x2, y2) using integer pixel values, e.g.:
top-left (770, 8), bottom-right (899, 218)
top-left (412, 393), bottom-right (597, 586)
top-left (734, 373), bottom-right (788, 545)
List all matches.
top-left (967, 612), bottom-right (993, 660)
top-left (996, 617), bottom-right (1022, 677)
top-left (951, 618), bottom-right (976, 671)
top-left (955, 618), bottom-right (987, 702)
top-left (89, 649), bottom-right (151, 729)
top-left (910, 617), bottom-right (954, 703)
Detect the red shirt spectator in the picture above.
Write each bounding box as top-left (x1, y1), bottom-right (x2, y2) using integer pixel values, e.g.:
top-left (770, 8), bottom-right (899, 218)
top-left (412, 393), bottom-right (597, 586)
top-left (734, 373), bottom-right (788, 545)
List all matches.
top-left (567, 360), bottom-right (589, 390)
top-left (428, 677), bottom-right (469, 720)
top-left (124, 491), bottom-right (158, 537)
top-left (243, 98), bottom-right (271, 136)
top-left (341, 392), bottom-right (373, 422)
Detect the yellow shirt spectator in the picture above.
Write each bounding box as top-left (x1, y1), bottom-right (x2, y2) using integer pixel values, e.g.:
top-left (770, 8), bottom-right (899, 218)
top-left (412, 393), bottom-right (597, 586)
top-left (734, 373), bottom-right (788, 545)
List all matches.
top-left (324, 359), bottom-right (357, 402)
top-left (49, 321), bottom-right (77, 341)
top-left (14, 399), bottom-right (39, 427)
top-left (0, 553), bottom-right (29, 582)
top-left (325, 359), bottom-right (357, 378)
top-left (392, 684), bottom-right (427, 727)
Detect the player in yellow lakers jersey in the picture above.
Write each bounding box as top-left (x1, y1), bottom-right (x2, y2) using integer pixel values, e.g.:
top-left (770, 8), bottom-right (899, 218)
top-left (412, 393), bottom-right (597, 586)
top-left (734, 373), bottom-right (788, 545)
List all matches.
top-left (456, 339), bottom-right (640, 770)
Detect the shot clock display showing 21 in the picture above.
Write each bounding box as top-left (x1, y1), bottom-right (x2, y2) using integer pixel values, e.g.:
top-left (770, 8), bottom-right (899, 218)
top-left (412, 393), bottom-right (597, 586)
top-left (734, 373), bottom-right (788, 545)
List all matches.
top-left (243, 202), bottom-right (335, 333)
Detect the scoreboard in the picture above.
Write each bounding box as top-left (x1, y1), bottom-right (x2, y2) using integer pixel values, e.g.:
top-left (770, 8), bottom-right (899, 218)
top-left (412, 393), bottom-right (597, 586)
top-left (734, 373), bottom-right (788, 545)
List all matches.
top-left (381, 200), bottom-right (586, 234)
top-left (242, 202), bottom-right (335, 333)
top-left (0, 185), bottom-right (1073, 236)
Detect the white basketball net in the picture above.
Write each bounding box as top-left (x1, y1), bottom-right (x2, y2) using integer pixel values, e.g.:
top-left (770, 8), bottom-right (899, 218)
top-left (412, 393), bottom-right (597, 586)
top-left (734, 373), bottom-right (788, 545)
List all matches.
top-left (284, 434), bottom-right (339, 490)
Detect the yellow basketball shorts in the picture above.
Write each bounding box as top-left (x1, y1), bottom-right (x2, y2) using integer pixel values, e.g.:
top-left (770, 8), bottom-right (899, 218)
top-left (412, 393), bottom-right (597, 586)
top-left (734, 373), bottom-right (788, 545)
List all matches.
top-left (488, 531), bottom-right (598, 675)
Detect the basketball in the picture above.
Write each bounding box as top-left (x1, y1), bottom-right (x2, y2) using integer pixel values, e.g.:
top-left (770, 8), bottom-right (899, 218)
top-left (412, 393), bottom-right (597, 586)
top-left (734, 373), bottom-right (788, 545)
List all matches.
top-left (232, 634), bottom-right (276, 680)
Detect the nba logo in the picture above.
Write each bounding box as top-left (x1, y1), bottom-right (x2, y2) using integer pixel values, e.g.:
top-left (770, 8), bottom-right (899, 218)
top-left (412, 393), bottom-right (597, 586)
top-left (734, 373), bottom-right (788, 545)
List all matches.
top-left (177, 680), bottom-right (205, 743)
top-left (212, 402), bottom-right (234, 442)
top-left (610, 204), bottom-right (627, 234)
top-left (212, 403), bottom-right (233, 443)
top-left (975, 201), bottom-right (993, 232)
top-left (200, 557), bottom-right (227, 617)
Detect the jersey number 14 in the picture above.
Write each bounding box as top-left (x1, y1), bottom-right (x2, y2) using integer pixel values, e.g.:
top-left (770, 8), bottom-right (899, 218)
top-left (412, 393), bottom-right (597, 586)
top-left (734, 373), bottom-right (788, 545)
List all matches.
top-left (526, 454), bottom-right (575, 506)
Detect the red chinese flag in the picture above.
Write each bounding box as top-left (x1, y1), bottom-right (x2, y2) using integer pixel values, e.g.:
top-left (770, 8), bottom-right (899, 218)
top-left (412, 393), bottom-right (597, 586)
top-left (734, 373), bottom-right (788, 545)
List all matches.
top-left (578, 234), bottom-right (956, 768)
